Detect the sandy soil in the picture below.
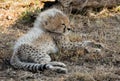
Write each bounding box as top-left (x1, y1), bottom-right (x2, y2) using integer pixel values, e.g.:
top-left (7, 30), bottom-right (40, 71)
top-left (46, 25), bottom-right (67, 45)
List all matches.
top-left (0, 0), bottom-right (120, 81)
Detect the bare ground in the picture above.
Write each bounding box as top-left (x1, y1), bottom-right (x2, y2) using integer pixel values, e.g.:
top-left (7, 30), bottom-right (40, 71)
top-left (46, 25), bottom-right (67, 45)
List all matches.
top-left (0, 0), bottom-right (120, 81)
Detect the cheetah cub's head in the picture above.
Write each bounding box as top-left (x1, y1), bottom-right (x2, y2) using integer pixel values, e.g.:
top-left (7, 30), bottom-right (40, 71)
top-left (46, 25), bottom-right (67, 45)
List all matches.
top-left (35, 8), bottom-right (72, 35)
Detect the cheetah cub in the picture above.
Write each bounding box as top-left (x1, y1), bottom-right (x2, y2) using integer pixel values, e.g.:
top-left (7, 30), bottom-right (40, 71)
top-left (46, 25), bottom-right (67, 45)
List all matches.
top-left (10, 8), bottom-right (104, 73)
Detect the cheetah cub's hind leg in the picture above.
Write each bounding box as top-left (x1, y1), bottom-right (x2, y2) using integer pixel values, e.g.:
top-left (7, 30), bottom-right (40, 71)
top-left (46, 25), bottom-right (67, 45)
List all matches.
top-left (25, 44), bottom-right (68, 73)
top-left (30, 50), bottom-right (67, 73)
top-left (38, 57), bottom-right (67, 73)
top-left (12, 44), bottom-right (67, 73)
top-left (48, 61), bottom-right (66, 67)
top-left (46, 64), bottom-right (67, 73)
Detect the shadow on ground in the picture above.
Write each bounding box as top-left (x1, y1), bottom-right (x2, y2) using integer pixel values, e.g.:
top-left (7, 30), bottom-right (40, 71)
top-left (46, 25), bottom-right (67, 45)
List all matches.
top-left (0, 3), bottom-right (120, 81)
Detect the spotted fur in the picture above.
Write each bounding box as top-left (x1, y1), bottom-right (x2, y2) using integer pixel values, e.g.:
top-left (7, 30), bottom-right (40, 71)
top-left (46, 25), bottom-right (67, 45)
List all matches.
top-left (10, 8), bottom-right (104, 73)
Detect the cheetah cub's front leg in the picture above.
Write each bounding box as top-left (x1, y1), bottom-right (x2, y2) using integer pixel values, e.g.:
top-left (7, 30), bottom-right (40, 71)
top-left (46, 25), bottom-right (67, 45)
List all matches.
top-left (56, 36), bottom-right (105, 53)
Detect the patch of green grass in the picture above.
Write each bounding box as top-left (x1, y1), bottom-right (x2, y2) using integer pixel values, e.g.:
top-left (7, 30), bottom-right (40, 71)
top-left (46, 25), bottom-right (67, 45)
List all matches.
top-left (20, 7), bottom-right (41, 24)
top-left (115, 6), bottom-right (120, 12)
top-left (0, 0), bottom-right (7, 2)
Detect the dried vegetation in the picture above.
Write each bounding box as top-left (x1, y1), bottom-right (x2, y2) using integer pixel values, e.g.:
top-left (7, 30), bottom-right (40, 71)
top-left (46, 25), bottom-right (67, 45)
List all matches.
top-left (0, 0), bottom-right (120, 81)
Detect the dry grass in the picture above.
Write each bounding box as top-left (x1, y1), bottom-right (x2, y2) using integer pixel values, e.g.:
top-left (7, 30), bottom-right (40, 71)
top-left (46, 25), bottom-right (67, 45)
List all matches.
top-left (0, 0), bottom-right (120, 81)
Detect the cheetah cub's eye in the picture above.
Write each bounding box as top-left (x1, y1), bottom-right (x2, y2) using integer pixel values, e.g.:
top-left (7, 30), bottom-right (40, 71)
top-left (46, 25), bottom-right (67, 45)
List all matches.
top-left (62, 24), bottom-right (66, 28)
top-left (62, 23), bottom-right (66, 33)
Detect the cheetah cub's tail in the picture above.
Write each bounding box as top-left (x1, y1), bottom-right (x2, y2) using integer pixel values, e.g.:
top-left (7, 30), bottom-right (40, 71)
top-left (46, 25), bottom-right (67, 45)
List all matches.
top-left (10, 54), bottom-right (67, 73)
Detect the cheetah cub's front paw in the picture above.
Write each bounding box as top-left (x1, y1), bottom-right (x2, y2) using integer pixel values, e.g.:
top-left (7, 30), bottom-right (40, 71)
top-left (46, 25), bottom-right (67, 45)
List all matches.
top-left (82, 40), bottom-right (105, 53)
top-left (85, 47), bottom-right (102, 53)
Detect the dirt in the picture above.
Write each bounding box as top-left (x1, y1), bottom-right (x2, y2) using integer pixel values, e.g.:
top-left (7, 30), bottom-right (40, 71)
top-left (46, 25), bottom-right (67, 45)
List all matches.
top-left (0, 0), bottom-right (120, 81)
